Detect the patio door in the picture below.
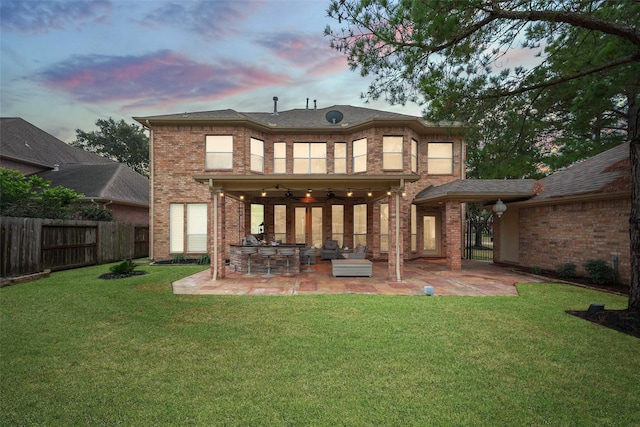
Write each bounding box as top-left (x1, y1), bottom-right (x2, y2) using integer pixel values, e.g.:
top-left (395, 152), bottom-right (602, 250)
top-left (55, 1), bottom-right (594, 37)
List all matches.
top-left (423, 214), bottom-right (441, 256)
top-left (295, 206), bottom-right (323, 248)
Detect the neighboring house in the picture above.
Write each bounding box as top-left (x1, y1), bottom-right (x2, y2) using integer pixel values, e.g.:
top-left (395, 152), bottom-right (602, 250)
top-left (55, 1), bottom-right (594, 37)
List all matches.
top-left (415, 142), bottom-right (630, 283)
top-left (134, 101), bottom-right (467, 279)
top-left (0, 117), bottom-right (149, 225)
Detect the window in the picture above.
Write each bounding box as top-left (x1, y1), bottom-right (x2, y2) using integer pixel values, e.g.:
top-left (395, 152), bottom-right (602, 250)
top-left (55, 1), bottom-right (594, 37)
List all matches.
top-left (186, 204), bottom-right (207, 252)
top-left (274, 205), bottom-right (286, 243)
top-left (353, 138), bottom-right (367, 173)
top-left (380, 203), bottom-right (389, 252)
top-left (293, 142), bottom-right (326, 174)
top-left (331, 205), bottom-right (344, 247)
top-left (251, 204), bottom-right (264, 235)
top-left (170, 203), bottom-right (207, 253)
top-left (411, 204), bottom-right (417, 251)
top-left (274, 142), bottom-right (286, 173)
top-left (411, 139), bottom-right (418, 173)
top-left (353, 204), bottom-right (367, 247)
top-left (250, 138), bottom-right (264, 173)
top-left (428, 142), bottom-right (453, 174)
top-left (169, 204), bottom-right (184, 253)
top-left (383, 136), bottom-right (403, 170)
top-left (206, 135), bottom-right (233, 169)
top-left (334, 142), bottom-right (347, 174)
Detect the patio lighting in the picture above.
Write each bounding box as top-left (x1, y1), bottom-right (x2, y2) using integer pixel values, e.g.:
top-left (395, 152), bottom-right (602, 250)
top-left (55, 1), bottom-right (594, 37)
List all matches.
top-left (261, 190), bottom-right (267, 197)
top-left (493, 199), bottom-right (507, 218)
top-left (347, 189), bottom-right (353, 197)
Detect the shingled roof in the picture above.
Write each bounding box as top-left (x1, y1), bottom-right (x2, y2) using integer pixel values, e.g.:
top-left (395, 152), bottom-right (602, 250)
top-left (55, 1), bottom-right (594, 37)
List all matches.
top-left (1, 118), bottom-right (148, 207)
top-left (38, 163), bottom-right (149, 206)
top-left (135, 105), bottom-right (465, 133)
top-left (0, 117), bottom-right (115, 168)
top-left (413, 142), bottom-right (629, 205)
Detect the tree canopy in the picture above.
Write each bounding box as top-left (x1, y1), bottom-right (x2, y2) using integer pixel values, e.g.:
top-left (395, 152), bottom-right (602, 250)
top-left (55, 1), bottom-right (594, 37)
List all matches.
top-left (73, 118), bottom-right (149, 177)
top-left (326, 0), bottom-right (640, 308)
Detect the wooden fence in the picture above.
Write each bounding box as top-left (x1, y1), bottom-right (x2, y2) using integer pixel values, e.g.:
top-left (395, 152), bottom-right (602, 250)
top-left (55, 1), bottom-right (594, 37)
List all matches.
top-left (1, 217), bottom-right (149, 278)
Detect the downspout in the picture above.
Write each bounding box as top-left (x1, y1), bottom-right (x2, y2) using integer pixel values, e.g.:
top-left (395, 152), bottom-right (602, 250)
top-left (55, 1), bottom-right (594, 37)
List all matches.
top-left (146, 120), bottom-right (154, 260)
top-left (210, 179), bottom-right (218, 281)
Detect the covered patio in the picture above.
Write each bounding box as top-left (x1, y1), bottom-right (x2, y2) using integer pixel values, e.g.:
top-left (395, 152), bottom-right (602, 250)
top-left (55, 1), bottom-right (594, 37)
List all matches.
top-left (172, 258), bottom-right (540, 296)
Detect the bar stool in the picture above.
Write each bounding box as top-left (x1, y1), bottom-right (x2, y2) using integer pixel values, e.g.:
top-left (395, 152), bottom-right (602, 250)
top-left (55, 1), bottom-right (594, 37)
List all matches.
top-left (259, 246), bottom-right (278, 278)
top-left (302, 247), bottom-right (316, 273)
top-left (278, 247), bottom-right (296, 276)
top-left (240, 246), bottom-right (258, 276)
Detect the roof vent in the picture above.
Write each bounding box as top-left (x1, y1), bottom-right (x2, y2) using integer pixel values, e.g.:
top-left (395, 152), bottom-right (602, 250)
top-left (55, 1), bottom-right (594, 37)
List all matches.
top-left (272, 96), bottom-right (278, 115)
top-left (325, 110), bottom-right (344, 125)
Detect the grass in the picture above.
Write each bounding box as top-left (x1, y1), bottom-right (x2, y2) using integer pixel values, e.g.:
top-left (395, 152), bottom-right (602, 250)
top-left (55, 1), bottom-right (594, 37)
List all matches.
top-left (1, 263), bottom-right (639, 426)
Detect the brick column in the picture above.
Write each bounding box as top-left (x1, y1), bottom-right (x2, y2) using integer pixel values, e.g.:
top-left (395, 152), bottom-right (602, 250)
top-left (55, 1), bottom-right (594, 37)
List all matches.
top-left (388, 192), bottom-right (404, 280)
top-left (492, 214), bottom-right (501, 264)
top-left (211, 190), bottom-right (226, 280)
top-left (445, 201), bottom-right (462, 270)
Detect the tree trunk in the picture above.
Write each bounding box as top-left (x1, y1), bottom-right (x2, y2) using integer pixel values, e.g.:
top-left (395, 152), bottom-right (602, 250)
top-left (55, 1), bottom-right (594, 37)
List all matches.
top-left (629, 91), bottom-right (640, 310)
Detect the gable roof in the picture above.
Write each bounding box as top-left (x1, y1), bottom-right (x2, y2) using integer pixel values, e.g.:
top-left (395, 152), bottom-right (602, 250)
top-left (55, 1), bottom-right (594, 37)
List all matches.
top-left (0, 117), bottom-right (115, 168)
top-left (413, 179), bottom-right (539, 204)
top-left (532, 142), bottom-right (630, 200)
top-left (134, 105), bottom-right (466, 134)
top-left (38, 163), bottom-right (149, 206)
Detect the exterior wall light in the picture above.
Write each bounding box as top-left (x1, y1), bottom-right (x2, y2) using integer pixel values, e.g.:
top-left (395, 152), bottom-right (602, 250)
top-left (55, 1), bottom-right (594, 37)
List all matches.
top-left (493, 199), bottom-right (507, 218)
top-left (261, 190), bottom-right (267, 197)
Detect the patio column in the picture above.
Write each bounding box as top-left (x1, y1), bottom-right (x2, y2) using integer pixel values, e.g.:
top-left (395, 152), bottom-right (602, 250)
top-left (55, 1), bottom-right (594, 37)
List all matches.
top-left (388, 191), bottom-right (404, 280)
top-left (445, 200), bottom-right (462, 271)
top-left (492, 215), bottom-right (502, 264)
top-left (210, 187), bottom-right (226, 280)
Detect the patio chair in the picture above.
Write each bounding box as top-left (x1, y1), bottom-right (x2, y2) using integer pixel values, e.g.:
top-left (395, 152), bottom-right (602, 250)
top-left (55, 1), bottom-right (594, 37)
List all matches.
top-left (320, 239), bottom-right (340, 260)
top-left (342, 244), bottom-right (366, 259)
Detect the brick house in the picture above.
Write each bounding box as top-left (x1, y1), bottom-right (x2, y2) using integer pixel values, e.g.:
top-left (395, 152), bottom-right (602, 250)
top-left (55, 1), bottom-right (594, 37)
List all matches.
top-left (415, 142), bottom-right (630, 283)
top-left (134, 102), bottom-right (467, 279)
top-left (0, 117), bottom-right (149, 225)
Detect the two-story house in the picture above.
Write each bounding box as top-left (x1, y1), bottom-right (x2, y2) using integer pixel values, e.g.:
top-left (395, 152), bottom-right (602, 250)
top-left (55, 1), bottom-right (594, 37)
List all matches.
top-left (134, 101), bottom-right (466, 280)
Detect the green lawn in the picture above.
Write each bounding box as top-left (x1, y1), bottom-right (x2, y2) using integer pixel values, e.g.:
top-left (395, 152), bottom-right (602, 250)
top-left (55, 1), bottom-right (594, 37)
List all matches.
top-left (1, 263), bottom-right (638, 426)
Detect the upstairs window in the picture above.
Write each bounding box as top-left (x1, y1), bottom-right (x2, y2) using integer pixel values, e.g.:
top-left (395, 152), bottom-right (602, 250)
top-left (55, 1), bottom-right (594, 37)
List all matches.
top-left (334, 142), bottom-right (347, 174)
top-left (250, 138), bottom-right (264, 173)
top-left (353, 138), bottom-right (367, 173)
top-left (293, 142), bottom-right (326, 174)
top-left (273, 142), bottom-right (286, 173)
top-left (428, 142), bottom-right (453, 174)
top-left (206, 135), bottom-right (233, 170)
top-left (383, 136), bottom-right (403, 170)
top-left (411, 139), bottom-right (418, 173)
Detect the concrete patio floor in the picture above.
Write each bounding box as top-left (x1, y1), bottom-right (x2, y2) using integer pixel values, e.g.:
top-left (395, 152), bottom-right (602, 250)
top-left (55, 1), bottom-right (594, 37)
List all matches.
top-left (172, 258), bottom-right (541, 296)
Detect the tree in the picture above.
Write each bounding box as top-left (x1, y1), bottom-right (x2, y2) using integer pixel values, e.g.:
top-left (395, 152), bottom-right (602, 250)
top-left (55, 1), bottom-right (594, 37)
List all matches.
top-left (326, 0), bottom-right (640, 309)
top-left (0, 168), bottom-right (82, 219)
top-left (73, 118), bottom-right (149, 176)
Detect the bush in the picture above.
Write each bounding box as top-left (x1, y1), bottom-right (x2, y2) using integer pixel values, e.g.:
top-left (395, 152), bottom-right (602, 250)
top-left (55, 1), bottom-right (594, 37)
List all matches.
top-left (171, 253), bottom-right (187, 264)
top-left (77, 205), bottom-right (114, 221)
top-left (583, 259), bottom-right (615, 285)
top-left (556, 263), bottom-right (577, 279)
top-left (197, 254), bottom-right (210, 265)
top-left (109, 259), bottom-right (137, 275)
top-left (530, 266), bottom-right (542, 275)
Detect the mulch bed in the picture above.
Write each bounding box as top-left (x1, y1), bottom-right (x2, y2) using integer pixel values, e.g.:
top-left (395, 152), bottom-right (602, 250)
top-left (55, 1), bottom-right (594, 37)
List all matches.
top-left (98, 270), bottom-right (148, 280)
top-left (566, 309), bottom-right (640, 339)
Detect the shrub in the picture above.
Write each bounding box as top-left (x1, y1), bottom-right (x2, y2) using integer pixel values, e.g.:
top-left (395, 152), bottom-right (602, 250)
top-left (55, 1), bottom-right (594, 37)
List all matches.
top-left (109, 259), bottom-right (137, 275)
top-left (171, 253), bottom-right (187, 264)
top-left (556, 263), bottom-right (577, 279)
top-left (583, 259), bottom-right (615, 285)
top-left (197, 254), bottom-right (210, 265)
top-left (530, 266), bottom-right (542, 275)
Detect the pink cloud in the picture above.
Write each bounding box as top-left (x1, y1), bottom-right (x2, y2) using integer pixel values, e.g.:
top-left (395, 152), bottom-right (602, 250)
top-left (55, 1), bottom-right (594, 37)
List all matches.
top-left (37, 50), bottom-right (291, 108)
top-left (256, 32), bottom-right (344, 70)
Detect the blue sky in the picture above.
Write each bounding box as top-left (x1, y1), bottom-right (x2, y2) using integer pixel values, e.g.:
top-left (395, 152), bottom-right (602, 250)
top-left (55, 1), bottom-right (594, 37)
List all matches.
top-left (1, 0), bottom-right (425, 142)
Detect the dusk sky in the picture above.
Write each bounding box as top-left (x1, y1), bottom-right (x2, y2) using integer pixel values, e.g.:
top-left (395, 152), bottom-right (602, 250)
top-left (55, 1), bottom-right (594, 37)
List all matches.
top-left (1, 0), bottom-right (427, 143)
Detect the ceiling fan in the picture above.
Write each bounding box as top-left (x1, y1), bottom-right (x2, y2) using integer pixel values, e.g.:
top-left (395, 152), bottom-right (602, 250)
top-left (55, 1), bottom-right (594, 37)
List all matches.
top-left (325, 189), bottom-right (346, 200)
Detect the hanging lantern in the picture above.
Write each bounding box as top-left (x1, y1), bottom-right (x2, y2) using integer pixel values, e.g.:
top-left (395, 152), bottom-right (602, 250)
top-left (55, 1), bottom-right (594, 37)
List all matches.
top-left (493, 199), bottom-right (507, 218)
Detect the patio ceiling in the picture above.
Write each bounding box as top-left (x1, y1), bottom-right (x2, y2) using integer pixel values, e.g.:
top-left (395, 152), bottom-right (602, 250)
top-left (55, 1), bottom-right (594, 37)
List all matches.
top-left (193, 173), bottom-right (420, 201)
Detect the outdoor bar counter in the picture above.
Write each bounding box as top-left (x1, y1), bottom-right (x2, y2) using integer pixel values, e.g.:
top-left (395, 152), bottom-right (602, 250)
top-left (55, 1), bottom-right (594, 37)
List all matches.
top-left (229, 244), bottom-right (304, 275)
